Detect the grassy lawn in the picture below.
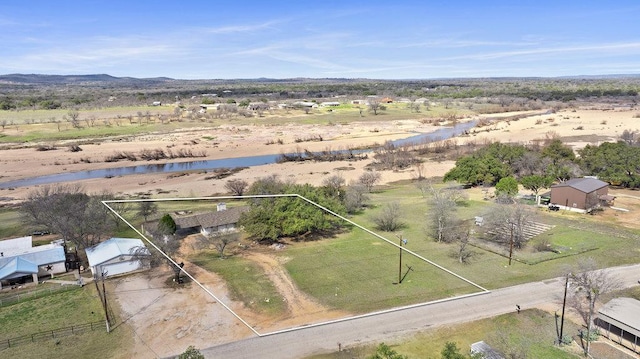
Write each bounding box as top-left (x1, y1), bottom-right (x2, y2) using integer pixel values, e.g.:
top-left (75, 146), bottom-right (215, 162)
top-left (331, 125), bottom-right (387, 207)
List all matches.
top-left (101, 184), bottom-right (640, 321)
top-left (0, 284), bottom-right (132, 359)
top-left (189, 250), bottom-right (287, 317)
top-left (0, 208), bottom-right (26, 239)
top-left (307, 309), bottom-right (582, 359)
top-left (0, 103), bottom-right (469, 143)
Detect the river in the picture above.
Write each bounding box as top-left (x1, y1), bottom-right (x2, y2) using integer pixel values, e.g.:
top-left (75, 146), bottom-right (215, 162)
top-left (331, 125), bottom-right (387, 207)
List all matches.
top-left (0, 121), bottom-right (476, 189)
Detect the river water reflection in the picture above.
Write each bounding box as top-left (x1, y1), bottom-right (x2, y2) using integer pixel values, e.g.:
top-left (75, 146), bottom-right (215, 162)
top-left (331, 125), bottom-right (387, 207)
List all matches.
top-left (0, 121), bottom-right (476, 189)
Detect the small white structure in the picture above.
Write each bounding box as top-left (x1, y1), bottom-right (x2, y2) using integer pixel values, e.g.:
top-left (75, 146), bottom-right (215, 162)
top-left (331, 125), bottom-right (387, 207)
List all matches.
top-left (293, 101), bottom-right (318, 108)
top-left (320, 101), bottom-right (341, 107)
top-left (85, 238), bottom-right (150, 277)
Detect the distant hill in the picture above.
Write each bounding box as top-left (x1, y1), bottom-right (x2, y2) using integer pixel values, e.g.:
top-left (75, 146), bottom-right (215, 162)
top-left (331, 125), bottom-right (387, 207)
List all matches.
top-left (0, 73), bottom-right (175, 86)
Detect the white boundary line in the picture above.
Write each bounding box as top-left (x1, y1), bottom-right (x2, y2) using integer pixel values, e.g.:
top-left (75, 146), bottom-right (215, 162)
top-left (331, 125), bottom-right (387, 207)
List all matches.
top-left (102, 194), bottom-right (490, 337)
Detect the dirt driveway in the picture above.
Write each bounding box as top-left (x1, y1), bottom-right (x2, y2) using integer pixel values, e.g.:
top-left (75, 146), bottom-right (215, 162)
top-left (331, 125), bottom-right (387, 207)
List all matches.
top-left (112, 234), bottom-right (349, 358)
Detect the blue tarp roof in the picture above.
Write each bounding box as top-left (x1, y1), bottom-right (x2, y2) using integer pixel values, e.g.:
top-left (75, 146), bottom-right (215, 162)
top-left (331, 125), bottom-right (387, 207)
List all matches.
top-left (0, 246), bottom-right (65, 269)
top-left (0, 257), bottom-right (38, 280)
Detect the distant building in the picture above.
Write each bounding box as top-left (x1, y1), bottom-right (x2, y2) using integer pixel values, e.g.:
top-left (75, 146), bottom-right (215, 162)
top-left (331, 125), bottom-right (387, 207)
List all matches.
top-left (85, 238), bottom-right (150, 278)
top-left (549, 177), bottom-right (613, 212)
top-left (320, 101), bottom-right (341, 107)
top-left (293, 101), bottom-right (318, 108)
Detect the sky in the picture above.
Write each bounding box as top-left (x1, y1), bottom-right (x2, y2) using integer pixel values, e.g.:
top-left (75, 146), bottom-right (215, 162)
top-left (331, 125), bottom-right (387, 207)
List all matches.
top-left (1, 0), bottom-right (639, 79)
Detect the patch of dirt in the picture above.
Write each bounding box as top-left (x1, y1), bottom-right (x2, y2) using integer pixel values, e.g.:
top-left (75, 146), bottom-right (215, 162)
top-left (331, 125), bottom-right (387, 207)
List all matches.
top-left (243, 250), bottom-right (350, 331)
top-left (113, 233), bottom-right (350, 358)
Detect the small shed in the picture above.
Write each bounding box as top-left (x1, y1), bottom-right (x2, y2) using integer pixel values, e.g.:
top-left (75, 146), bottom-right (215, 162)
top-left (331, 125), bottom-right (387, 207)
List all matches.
top-left (85, 238), bottom-right (150, 278)
top-left (470, 341), bottom-right (504, 359)
top-left (549, 177), bottom-right (611, 212)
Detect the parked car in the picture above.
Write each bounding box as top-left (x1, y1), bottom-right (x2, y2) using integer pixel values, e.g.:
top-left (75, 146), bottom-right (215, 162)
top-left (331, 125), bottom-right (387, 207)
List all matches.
top-left (548, 204), bottom-right (560, 211)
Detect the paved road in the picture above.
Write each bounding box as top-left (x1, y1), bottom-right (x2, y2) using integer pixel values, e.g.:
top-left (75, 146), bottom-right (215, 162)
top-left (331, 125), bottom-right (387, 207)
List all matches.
top-left (200, 264), bottom-right (640, 359)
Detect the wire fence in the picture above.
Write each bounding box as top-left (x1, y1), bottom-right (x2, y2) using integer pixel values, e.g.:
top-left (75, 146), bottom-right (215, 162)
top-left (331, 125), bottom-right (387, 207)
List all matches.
top-left (0, 285), bottom-right (77, 307)
top-left (0, 321), bottom-right (107, 350)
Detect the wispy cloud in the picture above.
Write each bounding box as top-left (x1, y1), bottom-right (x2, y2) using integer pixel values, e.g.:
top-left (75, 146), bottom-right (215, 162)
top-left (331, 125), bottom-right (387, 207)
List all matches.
top-left (200, 20), bottom-right (282, 34)
top-left (448, 41), bottom-right (640, 61)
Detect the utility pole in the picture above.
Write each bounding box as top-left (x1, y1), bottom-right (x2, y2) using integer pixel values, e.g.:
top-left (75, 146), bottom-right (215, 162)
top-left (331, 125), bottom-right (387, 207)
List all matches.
top-left (508, 221), bottom-right (515, 265)
top-left (396, 234), bottom-right (408, 284)
top-left (559, 273), bottom-right (570, 344)
top-left (94, 269), bottom-right (111, 333)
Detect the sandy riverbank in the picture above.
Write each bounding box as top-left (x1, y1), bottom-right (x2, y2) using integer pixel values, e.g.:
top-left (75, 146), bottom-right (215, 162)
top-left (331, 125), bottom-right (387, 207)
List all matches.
top-left (0, 107), bottom-right (637, 203)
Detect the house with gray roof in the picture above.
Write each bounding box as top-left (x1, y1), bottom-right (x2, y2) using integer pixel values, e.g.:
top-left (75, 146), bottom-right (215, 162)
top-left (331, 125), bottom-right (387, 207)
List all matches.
top-left (0, 237), bottom-right (67, 289)
top-left (549, 177), bottom-right (613, 213)
top-left (596, 297), bottom-right (640, 354)
top-left (85, 237), bottom-right (150, 278)
top-left (170, 203), bottom-right (249, 236)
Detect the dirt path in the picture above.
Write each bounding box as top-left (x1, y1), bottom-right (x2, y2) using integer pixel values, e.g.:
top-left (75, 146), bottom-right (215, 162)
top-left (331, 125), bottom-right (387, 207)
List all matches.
top-left (243, 251), bottom-right (349, 331)
top-left (113, 234), bottom-right (351, 358)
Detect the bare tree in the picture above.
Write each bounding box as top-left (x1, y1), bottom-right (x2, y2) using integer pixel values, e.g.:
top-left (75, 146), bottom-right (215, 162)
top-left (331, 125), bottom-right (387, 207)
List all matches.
top-left (21, 184), bottom-right (114, 248)
top-left (322, 174), bottom-right (345, 198)
top-left (484, 203), bottom-right (535, 250)
top-left (567, 258), bottom-right (621, 356)
top-left (426, 184), bottom-right (467, 243)
top-left (411, 161), bottom-right (426, 181)
top-left (372, 202), bottom-right (403, 231)
top-left (204, 232), bottom-right (240, 258)
top-left (620, 129), bottom-right (637, 145)
top-left (66, 109), bottom-right (81, 129)
top-left (358, 171), bottom-right (382, 192)
top-left (344, 183), bottom-right (369, 214)
top-left (137, 201), bottom-right (158, 222)
top-left (368, 98), bottom-right (384, 115)
top-left (451, 223), bottom-right (475, 264)
top-left (224, 179), bottom-right (249, 196)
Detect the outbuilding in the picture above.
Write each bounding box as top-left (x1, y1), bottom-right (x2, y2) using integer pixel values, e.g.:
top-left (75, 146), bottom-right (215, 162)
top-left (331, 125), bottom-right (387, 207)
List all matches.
top-left (85, 238), bottom-right (150, 278)
top-left (549, 177), bottom-right (612, 212)
top-left (596, 297), bottom-right (640, 354)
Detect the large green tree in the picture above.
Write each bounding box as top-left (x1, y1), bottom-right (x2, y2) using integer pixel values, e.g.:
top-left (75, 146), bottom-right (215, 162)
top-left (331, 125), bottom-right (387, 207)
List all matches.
top-left (519, 174), bottom-right (553, 196)
top-left (240, 179), bottom-right (346, 242)
top-left (579, 141), bottom-right (640, 187)
top-left (495, 176), bottom-right (519, 198)
top-left (541, 138), bottom-right (575, 165)
top-left (444, 155), bottom-right (511, 186)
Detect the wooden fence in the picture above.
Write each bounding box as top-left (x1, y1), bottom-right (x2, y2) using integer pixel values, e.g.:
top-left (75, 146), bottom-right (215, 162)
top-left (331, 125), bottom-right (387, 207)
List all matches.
top-left (0, 321), bottom-right (107, 350)
top-left (0, 285), bottom-right (76, 307)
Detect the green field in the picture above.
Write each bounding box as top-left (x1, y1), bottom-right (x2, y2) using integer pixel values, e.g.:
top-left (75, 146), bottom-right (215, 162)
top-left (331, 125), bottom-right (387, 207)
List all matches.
top-left (182, 183), bottom-right (640, 317)
top-left (0, 284), bottom-right (132, 359)
top-left (0, 103), bottom-right (469, 144)
top-left (3, 180), bottom-right (640, 358)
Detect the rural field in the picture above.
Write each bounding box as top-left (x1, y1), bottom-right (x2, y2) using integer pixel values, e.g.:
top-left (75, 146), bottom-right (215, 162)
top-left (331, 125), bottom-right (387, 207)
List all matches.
top-left (2, 79), bottom-right (640, 358)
